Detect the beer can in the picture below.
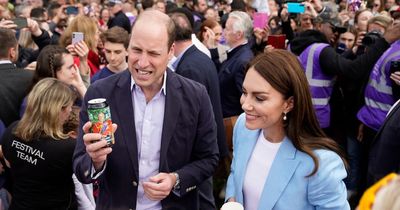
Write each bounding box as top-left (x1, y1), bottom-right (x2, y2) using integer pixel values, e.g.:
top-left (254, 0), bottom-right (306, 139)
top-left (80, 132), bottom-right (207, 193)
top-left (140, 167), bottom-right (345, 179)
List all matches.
top-left (87, 98), bottom-right (115, 147)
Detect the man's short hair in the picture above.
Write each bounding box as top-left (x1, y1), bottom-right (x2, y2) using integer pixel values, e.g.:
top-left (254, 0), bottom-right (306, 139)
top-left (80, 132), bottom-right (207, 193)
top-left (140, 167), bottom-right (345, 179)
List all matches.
top-left (101, 26), bottom-right (130, 49)
top-left (133, 11), bottom-right (176, 49)
top-left (142, 0), bottom-right (154, 10)
top-left (170, 12), bottom-right (193, 41)
top-left (0, 28), bottom-right (17, 59)
top-left (228, 11), bottom-right (253, 40)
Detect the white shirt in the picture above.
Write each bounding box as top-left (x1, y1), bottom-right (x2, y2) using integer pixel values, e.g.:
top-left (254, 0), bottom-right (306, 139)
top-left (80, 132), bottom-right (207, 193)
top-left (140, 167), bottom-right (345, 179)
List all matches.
top-left (131, 74), bottom-right (166, 210)
top-left (243, 132), bottom-right (282, 210)
top-left (192, 34), bottom-right (211, 58)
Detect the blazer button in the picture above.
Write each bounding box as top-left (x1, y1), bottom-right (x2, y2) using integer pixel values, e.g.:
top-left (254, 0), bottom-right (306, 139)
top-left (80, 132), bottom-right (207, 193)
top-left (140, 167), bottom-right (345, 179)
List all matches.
top-left (132, 181), bottom-right (138, 187)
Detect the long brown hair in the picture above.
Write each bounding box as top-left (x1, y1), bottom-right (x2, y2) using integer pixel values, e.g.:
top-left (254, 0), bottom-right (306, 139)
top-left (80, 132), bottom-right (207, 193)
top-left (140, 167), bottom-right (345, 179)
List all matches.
top-left (248, 50), bottom-right (347, 176)
top-left (14, 78), bottom-right (77, 141)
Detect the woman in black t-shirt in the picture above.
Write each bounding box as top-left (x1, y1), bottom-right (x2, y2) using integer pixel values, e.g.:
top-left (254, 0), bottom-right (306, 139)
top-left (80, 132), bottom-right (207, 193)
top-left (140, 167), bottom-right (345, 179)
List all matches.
top-left (1, 78), bottom-right (77, 210)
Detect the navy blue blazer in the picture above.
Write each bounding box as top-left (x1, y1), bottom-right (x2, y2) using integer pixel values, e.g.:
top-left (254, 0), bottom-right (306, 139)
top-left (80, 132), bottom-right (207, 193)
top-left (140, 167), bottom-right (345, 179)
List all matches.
top-left (218, 43), bottom-right (254, 118)
top-left (368, 100), bottom-right (400, 184)
top-left (175, 45), bottom-right (228, 157)
top-left (73, 70), bottom-right (219, 210)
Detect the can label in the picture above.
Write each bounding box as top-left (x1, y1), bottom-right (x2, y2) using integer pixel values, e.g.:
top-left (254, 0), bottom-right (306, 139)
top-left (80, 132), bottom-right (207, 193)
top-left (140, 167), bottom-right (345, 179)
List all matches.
top-left (88, 99), bottom-right (115, 147)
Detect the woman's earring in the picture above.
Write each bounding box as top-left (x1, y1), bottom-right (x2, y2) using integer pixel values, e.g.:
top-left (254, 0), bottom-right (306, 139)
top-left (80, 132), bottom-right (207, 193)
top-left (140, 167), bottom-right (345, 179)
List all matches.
top-left (283, 112), bottom-right (287, 121)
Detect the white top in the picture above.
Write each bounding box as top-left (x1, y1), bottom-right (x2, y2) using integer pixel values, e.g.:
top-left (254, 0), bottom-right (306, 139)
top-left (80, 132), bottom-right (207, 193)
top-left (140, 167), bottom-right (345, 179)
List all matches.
top-left (192, 34), bottom-right (211, 58)
top-left (243, 132), bottom-right (282, 210)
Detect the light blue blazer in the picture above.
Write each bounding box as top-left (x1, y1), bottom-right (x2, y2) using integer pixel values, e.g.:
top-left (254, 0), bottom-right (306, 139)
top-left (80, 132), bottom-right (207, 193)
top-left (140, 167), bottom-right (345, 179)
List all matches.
top-left (225, 114), bottom-right (350, 210)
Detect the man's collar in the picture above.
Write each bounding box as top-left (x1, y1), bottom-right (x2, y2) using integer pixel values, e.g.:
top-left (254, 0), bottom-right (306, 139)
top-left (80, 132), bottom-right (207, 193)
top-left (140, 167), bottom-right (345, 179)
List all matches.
top-left (0, 60), bottom-right (13, 65)
top-left (172, 43), bottom-right (193, 70)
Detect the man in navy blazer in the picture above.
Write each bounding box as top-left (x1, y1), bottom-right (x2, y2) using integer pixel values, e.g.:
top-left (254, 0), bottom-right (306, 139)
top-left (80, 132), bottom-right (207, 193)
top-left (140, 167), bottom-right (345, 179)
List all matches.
top-left (73, 10), bottom-right (219, 210)
top-left (214, 11), bottom-right (254, 118)
top-left (170, 12), bottom-right (228, 210)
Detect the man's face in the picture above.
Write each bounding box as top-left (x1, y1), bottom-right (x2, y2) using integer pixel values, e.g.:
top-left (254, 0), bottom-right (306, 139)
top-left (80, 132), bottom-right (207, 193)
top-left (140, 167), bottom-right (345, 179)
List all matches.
top-left (368, 23), bottom-right (385, 34)
top-left (224, 17), bottom-right (238, 48)
top-left (128, 20), bottom-right (174, 93)
top-left (319, 22), bottom-right (337, 45)
top-left (109, 4), bottom-right (120, 15)
top-left (195, 0), bottom-right (208, 14)
top-left (104, 41), bottom-right (128, 70)
top-left (155, 2), bottom-right (166, 13)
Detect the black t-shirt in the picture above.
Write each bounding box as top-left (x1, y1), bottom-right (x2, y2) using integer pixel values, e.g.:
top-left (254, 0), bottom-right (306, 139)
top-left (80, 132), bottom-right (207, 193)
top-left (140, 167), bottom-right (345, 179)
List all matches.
top-left (1, 122), bottom-right (76, 210)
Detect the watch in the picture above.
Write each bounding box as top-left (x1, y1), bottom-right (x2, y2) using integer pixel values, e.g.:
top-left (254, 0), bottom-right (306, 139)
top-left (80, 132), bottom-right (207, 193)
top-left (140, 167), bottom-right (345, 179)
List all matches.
top-left (172, 172), bottom-right (180, 190)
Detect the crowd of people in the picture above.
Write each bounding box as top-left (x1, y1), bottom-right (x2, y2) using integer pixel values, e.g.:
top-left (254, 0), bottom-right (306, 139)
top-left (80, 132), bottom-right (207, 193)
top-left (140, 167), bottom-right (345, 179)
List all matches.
top-left (0, 0), bottom-right (400, 209)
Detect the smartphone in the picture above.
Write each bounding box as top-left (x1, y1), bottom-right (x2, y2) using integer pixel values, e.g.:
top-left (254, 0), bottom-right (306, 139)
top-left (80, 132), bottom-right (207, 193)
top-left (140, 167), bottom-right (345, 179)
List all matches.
top-left (390, 60), bottom-right (400, 74)
top-left (12, 17), bottom-right (28, 29)
top-left (287, 2), bottom-right (305, 13)
top-left (72, 32), bottom-right (84, 44)
top-left (253, 12), bottom-right (269, 29)
top-left (267, 35), bottom-right (286, 49)
top-left (65, 6), bottom-right (79, 15)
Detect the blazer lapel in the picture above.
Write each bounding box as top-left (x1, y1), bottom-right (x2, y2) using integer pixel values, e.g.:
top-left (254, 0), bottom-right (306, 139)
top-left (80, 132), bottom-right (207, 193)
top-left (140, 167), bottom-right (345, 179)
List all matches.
top-left (258, 138), bottom-right (300, 210)
top-left (115, 71), bottom-right (139, 178)
top-left (235, 130), bottom-right (260, 204)
top-left (159, 70), bottom-right (182, 171)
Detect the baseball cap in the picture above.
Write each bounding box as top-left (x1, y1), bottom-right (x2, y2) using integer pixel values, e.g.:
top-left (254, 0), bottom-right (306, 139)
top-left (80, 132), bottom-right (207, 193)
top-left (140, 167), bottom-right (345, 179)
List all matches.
top-left (108, 0), bottom-right (122, 6)
top-left (315, 5), bottom-right (346, 34)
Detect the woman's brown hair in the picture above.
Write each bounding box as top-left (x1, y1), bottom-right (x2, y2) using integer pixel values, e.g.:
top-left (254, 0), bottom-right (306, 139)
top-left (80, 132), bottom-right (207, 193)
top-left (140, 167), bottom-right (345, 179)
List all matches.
top-left (247, 50), bottom-right (347, 176)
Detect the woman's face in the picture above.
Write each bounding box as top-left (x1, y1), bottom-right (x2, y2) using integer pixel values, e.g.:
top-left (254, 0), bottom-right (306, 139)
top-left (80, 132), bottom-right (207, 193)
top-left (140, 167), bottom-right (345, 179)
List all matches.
top-left (357, 10), bottom-right (373, 31)
top-left (56, 53), bottom-right (76, 85)
top-left (59, 103), bottom-right (73, 125)
top-left (240, 67), bottom-right (292, 133)
top-left (101, 9), bottom-right (110, 22)
top-left (212, 25), bottom-right (223, 43)
top-left (372, 0), bottom-right (381, 12)
top-left (300, 14), bottom-right (313, 30)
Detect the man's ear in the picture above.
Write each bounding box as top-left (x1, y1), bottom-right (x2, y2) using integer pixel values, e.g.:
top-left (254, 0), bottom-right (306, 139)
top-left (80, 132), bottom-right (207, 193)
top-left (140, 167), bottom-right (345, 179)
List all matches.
top-left (168, 42), bottom-right (175, 60)
top-left (9, 46), bottom-right (18, 62)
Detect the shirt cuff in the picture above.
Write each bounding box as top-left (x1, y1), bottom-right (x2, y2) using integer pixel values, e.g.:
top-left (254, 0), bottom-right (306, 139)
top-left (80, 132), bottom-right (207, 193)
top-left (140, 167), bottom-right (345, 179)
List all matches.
top-left (91, 161), bottom-right (106, 179)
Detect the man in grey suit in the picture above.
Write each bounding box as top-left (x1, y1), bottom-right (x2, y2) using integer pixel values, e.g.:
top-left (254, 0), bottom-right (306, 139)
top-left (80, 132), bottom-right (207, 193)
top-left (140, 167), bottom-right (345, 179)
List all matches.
top-left (73, 10), bottom-right (219, 210)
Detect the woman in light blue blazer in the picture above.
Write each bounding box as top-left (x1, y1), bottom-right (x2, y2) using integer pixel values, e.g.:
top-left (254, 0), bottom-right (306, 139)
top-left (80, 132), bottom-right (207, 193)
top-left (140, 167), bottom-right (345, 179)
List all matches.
top-left (225, 50), bottom-right (350, 210)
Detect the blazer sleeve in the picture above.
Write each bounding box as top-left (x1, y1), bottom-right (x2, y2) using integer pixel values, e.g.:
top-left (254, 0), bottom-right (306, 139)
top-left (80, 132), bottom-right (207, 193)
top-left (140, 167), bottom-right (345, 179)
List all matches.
top-left (176, 85), bottom-right (220, 196)
top-left (73, 85), bottom-right (103, 184)
top-left (225, 114), bottom-right (244, 202)
top-left (308, 150), bottom-right (350, 210)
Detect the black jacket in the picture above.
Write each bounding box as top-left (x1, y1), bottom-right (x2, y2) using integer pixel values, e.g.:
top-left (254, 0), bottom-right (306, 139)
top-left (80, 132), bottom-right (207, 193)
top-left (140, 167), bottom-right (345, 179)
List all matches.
top-left (107, 10), bottom-right (132, 33)
top-left (0, 63), bottom-right (33, 126)
top-left (290, 30), bottom-right (391, 80)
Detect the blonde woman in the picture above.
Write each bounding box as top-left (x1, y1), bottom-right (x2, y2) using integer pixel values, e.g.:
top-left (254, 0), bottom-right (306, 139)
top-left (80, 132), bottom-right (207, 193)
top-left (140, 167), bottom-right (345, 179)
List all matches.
top-left (1, 78), bottom-right (77, 209)
top-left (59, 15), bottom-right (101, 77)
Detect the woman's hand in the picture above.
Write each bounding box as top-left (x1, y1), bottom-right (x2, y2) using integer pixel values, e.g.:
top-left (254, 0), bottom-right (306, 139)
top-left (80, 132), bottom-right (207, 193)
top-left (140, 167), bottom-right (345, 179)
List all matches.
top-left (0, 19), bottom-right (17, 31)
top-left (66, 41), bottom-right (90, 76)
top-left (254, 26), bottom-right (269, 45)
top-left (71, 64), bottom-right (87, 98)
top-left (303, 1), bottom-right (318, 17)
top-left (203, 26), bottom-right (218, 49)
top-left (390, 71), bottom-right (400, 86)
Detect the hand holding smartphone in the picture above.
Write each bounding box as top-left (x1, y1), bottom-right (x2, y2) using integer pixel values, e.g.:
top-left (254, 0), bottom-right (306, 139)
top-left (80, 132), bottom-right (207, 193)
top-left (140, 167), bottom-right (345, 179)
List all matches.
top-left (72, 32), bottom-right (84, 44)
top-left (390, 60), bottom-right (400, 74)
